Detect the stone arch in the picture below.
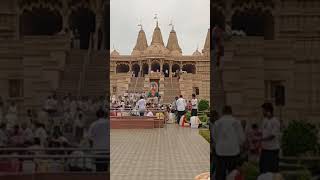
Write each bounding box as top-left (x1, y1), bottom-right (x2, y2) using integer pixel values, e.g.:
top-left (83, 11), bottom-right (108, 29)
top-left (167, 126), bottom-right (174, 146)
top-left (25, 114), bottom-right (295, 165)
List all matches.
top-left (212, 6), bottom-right (226, 30)
top-left (182, 64), bottom-right (196, 74)
top-left (20, 7), bottom-right (63, 36)
top-left (151, 61), bottom-right (160, 72)
top-left (132, 64), bottom-right (140, 77)
top-left (142, 63), bottom-right (149, 77)
top-left (162, 63), bottom-right (170, 77)
top-left (116, 64), bottom-right (129, 73)
top-left (231, 8), bottom-right (274, 39)
top-left (172, 64), bottom-right (180, 77)
top-left (69, 7), bottom-right (96, 49)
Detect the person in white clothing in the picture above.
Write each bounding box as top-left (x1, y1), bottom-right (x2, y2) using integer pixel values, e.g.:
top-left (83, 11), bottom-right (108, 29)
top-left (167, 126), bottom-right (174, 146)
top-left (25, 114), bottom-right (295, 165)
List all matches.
top-left (213, 106), bottom-right (245, 180)
top-left (88, 109), bottom-right (109, 172)
top-left (136, 96), bottom-right (146, 116)
top-left (176, 95), bottom-right (186, 124)
top-left (146, 109), bottom-right (154, 117)
top-left (191, 94), bottom-right (198, 116)
top-left (259, 103), bottom-right (280, 174)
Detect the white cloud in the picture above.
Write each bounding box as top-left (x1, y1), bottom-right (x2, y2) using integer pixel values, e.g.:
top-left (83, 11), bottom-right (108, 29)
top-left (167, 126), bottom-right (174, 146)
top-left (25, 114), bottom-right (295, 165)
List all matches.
top-left (110, 0), bottom-right (209, 55)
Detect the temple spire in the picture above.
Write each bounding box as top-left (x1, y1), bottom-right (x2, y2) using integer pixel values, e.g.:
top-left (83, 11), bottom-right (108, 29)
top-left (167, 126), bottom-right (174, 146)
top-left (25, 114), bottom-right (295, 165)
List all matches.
top-left (166, 23), bottom-right (181, 54)
top-left (150, 15), bottom-right (164, 46)
top-left (202, 28), bottom-right (210, 56)
top-left (132, 23), bottom-right (148, 55)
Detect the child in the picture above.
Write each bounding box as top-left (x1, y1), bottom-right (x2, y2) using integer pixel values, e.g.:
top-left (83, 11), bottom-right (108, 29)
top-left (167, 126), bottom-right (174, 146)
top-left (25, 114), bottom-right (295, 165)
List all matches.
top-left (247, 124), bottom-right (262, 162)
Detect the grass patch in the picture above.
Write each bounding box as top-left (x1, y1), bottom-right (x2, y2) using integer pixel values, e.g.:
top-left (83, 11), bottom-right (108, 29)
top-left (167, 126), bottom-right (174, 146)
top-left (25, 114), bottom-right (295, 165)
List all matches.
top-left (199, 129), bottom-right (210, 143)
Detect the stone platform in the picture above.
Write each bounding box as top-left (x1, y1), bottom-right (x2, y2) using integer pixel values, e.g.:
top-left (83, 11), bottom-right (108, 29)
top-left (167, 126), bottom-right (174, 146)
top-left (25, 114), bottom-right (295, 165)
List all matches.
top-left (110, 116), bottom-right (164, 129)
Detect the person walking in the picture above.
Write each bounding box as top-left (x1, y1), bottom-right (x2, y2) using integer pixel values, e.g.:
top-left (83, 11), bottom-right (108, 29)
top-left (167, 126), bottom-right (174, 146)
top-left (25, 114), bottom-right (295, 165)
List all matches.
top-left (176, 95), bottom-right (186, 124)
top-left (213, 106), bottom-right (245, 180)
top-left (136, 96), bottom-right (146, 116)
top-left (259, 103), bottom-right (280, 174)
top-left (191, 94), bottom-right (198, 116)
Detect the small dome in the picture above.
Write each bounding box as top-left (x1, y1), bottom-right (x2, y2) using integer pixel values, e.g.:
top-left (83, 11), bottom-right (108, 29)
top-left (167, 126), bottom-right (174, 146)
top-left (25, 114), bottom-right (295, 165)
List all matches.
top-left (111, 49), bottom-right (120, 57)
top-left (192, 49), bottom-right (201, 56)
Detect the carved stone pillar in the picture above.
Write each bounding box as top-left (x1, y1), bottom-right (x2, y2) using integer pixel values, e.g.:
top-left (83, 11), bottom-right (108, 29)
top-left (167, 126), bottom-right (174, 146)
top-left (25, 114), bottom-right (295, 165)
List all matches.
top-left (148, 59), bottom-right (151, 74)
top-left (169, 62), bottom-right (173, 77)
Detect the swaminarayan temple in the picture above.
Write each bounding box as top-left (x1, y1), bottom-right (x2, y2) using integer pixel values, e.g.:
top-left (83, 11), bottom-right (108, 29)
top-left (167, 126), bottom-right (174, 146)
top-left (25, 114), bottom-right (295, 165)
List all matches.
top-left (110, 21), bottom-right (211, 104)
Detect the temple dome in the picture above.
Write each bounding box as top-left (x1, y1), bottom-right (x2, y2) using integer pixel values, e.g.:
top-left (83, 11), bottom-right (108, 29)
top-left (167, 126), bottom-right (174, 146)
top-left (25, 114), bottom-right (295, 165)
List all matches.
top-left (111, 49), bottom-right (120, 57)
top-left (131, 28), bottom-right (148, 56)
top-left (166, 28), bottom-right (182, 56)
top-left (144, 22), bottom-right (169, 55)
top-left (192, 49), bottom-right (201, 56)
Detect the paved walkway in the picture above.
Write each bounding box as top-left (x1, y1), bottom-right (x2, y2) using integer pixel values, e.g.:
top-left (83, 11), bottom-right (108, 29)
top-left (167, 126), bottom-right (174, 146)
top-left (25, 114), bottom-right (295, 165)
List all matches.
top-left (110, 124), bottom-right (210, 180)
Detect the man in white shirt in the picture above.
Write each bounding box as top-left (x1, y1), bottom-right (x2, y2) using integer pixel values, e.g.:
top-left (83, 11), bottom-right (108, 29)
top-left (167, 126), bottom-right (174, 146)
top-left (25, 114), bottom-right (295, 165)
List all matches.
top-left (213, 106), bottom-right (245, 180)
top-left (136, 96), bottom-right (146, 116)
top-left (260, 103), bottom-right (280, 174)
top-left (191, 94), bottom-right (198, 116)
top-left (176, 95), bottom-right (186, 124)
top-left (88, 109), bottom-right (109, 172)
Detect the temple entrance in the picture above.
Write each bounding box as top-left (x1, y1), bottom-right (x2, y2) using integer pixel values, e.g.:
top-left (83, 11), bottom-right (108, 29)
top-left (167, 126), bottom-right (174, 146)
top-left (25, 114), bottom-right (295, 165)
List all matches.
top-left (163, 63), bottom-right (170, 77)
top-left (69, 7), bottom-right (96, 49)
top-left (172, 64), bottom-right (180, 77)
top-left (142, 63), bottom-right (149, 77)
top-left (116, 64), bottom-right (129, 73)
top-left (20, 8), bottom-right (62, 36)
top-left (182, 64), bottom-right (196, 74)
top-left (132, 64), bottom-right (140, 77)
top-left (151, 62), bottom-right (160, 72)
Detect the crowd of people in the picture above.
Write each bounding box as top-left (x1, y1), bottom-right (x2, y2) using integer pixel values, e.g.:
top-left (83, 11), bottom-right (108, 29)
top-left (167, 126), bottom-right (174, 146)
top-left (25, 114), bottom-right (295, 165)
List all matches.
top-left (0, 93), bottom-right (109, 172)
top-left (110, 92), bottom-right (204, 128)
top-left (211, 103), bottom-right (283, 180)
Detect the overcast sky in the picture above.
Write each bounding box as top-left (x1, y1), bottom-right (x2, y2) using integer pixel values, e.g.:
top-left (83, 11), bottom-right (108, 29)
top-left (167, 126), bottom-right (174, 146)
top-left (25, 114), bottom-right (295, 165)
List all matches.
top-left (110, 0), bottom-right (210, 55)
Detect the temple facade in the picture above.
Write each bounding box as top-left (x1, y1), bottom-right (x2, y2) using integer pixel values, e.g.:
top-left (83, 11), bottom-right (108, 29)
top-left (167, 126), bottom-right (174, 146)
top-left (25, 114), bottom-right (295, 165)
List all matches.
top-left (213, 0), bottom-right (320, 123)
top-left (0, 0), bottom-right (108, 115)
top-left (110, 23), bottom-right (210, 103)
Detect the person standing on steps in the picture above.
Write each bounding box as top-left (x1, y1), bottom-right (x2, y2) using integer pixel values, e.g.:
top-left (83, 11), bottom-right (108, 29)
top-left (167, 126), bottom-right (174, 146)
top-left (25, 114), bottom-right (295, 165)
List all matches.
top-left (136, 96), bottom-right (146, 116)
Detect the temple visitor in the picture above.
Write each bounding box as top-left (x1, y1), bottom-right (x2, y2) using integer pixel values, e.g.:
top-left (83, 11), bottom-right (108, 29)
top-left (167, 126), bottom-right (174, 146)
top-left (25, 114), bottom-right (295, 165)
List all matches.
top-left (259, 103), bottom-right (280, 174)
top-left (191, 94), bottom-right (198, 116)
top-left (146, 109), bottom-right (154, 117)
top-left (176, 95), bottom-right (186, 124)
top-left (213, 106), bottom-right (245, 180)
top-left (88, 109), bottom-right (109, 172)
top-left (246, 123), bottom-right (262, 162)
top-left (136, 96), bottom-right (146, 116)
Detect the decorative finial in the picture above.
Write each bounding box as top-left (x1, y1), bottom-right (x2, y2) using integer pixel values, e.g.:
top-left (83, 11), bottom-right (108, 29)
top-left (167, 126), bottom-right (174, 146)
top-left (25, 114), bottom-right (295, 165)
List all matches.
top-left (169, 19), bottom-right (174, 31)
top-left (154, 14), bottom-right (158, 27)
top-left (113, 44), bottom-right (116, 50)
top-left (196, 44), bottom-right (199, 51)
top-left (138, 18), bottom-right (143, 30)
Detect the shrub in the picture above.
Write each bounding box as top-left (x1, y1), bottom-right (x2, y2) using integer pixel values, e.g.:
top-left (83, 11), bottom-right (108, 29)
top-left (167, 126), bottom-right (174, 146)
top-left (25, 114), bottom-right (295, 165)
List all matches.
top-left (282, 120), bottom-right (319, 156)
top-left (242, 162), bottom-right (259, 180)
top-left (185, 111), bottom-right (191, 122)
top-left (199, 115), bottom-right (208, 123)
top-left (198, 99), bottom-right (209, 111)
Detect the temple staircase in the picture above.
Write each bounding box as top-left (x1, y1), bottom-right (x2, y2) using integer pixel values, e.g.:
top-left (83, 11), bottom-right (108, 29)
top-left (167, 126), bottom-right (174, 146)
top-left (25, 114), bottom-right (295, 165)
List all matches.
top-left (163, 77), bottom-right (180, 103)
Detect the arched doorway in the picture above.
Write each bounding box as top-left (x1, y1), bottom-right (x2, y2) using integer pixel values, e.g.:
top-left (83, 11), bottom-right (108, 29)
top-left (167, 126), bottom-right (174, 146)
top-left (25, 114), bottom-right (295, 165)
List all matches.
top-left (132, 64), bottom-right (140, 77)
top-left (116, 64), bottom-right (129, 73)
top-left (162, 63), bottom-right (170, 77)
top-left (142, 63), bottom-right (149, 77)
top-left (182, 64), bottom-right (196, 74)
top-left (151, 61), bottom-right (160, 72)
top-left (172, 64), bottom-right (180, 77)
top-left (20, 8), bottom-right (62, 36)
top-left (69, 7), bottom-right (96, 49)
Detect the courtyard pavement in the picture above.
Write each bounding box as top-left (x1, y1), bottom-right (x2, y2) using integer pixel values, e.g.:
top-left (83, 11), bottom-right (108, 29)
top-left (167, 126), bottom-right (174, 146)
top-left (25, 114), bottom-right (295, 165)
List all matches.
top-left (110, 124), bottom-right (210, 180)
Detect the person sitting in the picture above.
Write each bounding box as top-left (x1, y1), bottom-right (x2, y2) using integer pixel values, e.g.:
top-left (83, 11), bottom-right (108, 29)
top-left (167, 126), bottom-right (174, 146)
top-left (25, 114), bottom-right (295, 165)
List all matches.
top-left (146, 109), bottom-right (154, 117)
top-left (190, 116), bottom-right (201, 129)
top-left (179, 115), bottom-right (190, 127)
